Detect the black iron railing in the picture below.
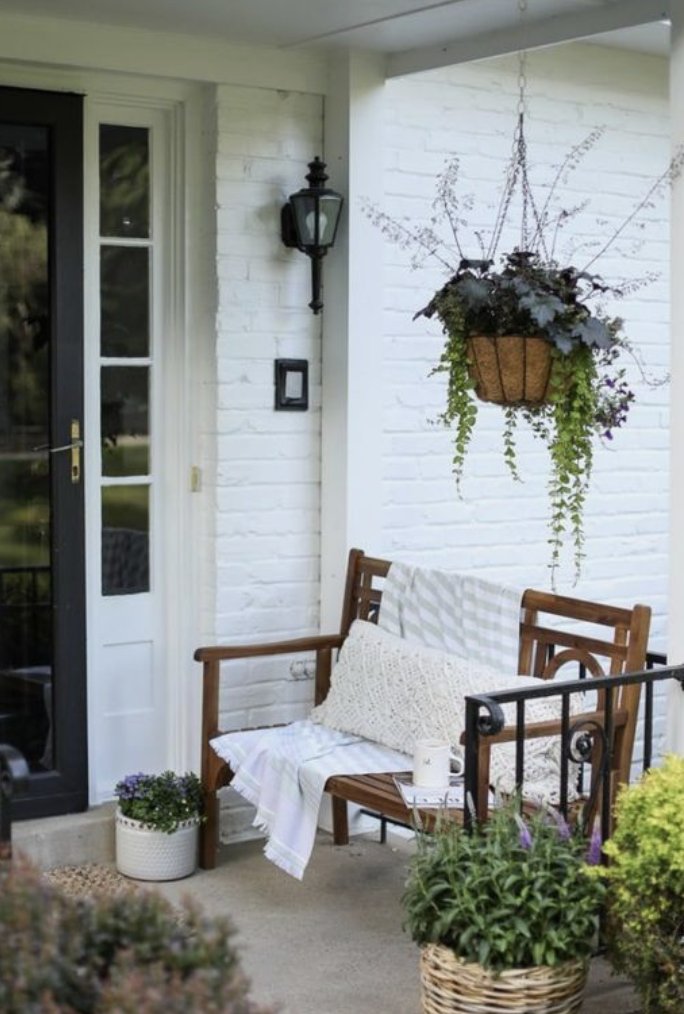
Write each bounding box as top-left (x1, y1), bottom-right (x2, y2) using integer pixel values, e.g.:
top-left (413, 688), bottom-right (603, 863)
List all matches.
top-left (463, 661), bottom-right (684, 844)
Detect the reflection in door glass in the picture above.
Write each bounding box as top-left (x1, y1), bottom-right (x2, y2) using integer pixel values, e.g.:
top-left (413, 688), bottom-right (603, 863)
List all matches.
top-left (0, 122), bottom-right (54, 771)
top-left (100, 245), bottom-right (149, 357)
top-left (100, 125), bottom-right (149, 238)
top-left (101, 366), bottom-right (150, 476)
top-left (102, 485), bottom-right (150, 595)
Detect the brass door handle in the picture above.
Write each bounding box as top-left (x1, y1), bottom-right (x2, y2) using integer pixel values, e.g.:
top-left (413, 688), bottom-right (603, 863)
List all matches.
top-left (33, 440), bottom-right (84, 454)
top-left (33, 420), bottom-right (81, 483)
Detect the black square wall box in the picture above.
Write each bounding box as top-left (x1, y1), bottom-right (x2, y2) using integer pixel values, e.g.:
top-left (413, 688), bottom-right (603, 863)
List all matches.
top-left (274, 358), bottom-right (308, 410)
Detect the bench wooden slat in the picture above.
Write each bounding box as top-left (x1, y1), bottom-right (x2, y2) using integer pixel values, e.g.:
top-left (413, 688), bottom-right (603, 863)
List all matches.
top-left (519, 623), bottom-right (628, 661)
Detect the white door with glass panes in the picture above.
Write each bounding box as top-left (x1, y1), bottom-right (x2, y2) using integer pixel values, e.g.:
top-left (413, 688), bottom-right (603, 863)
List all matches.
top-left (86, 104), bottom-right (174, 802)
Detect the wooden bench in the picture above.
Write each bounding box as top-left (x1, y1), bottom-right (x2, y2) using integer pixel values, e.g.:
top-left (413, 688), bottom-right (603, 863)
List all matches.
top-left (196, 548), bottom-right (651, 869)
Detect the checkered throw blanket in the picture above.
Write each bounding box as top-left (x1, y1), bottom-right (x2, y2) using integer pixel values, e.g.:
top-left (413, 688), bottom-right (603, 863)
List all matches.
top-left (378, 562), bottom-right (522, 673)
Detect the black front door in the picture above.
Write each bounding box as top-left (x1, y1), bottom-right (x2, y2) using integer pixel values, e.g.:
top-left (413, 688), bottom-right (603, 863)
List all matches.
top-left (0, 87), bottom-right (87, 817)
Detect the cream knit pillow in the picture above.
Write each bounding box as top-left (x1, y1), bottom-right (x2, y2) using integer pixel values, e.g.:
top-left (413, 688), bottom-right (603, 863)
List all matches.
top-left (311, 619), bottom-right (581, 802)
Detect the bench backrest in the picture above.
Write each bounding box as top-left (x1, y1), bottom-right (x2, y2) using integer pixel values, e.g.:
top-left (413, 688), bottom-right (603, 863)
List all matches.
top-left (338, 548), bottom-right (652, 782)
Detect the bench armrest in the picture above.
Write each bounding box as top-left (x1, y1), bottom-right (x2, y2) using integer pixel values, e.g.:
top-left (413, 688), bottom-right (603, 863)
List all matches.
top-left (194, 634), bottom-right (345, 663)
top-left (198, 633), bottom-right (345, 777)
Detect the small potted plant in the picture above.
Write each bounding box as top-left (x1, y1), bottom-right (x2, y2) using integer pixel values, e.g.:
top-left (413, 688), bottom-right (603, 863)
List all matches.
top-left (603, 754), bottom-right (684, 1013)
top-left (403, 805), bottom-right (604, 1013)
top-left (114, 770), bottom-right (204, 881)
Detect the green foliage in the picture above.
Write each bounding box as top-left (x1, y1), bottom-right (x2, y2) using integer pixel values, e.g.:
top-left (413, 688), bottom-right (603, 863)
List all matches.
top-left (0, 858), bottom-right (269, 1014)
top-left (418, 253), bottom-right (619, 355)
top-left (546, 347), bottom-right (596, 581)
top-left (115, 771), bottom-right (204, 834)
top-left (431, 299), bottom-right (477, 493)
top-left (603, 755), bottom-right (684, 1013)
top-left (403, 806), bottom-right (605, 972)
top-left (420, 253), bottom-right (631, 582)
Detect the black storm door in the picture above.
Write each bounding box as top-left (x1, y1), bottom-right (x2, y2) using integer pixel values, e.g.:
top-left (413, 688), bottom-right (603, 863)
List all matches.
top-left (0, 87), bottom-right (86, 817)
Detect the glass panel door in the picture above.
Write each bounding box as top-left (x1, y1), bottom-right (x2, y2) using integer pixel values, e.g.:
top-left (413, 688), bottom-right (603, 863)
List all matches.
top-left (0, 88), bottom-right (86, 818)
top-left (0, 122), bottom-right (52, 770)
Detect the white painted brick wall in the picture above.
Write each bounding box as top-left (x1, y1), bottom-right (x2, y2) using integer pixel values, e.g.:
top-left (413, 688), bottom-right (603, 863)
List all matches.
top-left (381, 44), bottom-right (670, 759)
top-left (208, 84), bottom-right (324, 838)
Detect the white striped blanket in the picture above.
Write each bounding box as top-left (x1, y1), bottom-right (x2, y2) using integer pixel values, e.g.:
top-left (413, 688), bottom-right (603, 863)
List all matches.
top-left (378, 562), bottom-right (522, 674)
top-left (211, 721), bottom-right (411, 880)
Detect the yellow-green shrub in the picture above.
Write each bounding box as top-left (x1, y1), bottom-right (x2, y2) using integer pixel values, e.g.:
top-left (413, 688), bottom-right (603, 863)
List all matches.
top-left (603, 754), bottom-right (684, 1013)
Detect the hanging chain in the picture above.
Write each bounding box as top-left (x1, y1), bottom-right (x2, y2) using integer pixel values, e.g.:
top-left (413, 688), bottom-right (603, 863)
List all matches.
top-left (489, 0), bottom-right (553, 261)
top-left (517, 0), bottom-right (528, 117)
top-left (517, 0), bottom-right (529, 247)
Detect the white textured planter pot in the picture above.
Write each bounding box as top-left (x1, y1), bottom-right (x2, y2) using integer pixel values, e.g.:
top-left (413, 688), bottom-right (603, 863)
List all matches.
top-left (115, 810), bottom-right (200, 881)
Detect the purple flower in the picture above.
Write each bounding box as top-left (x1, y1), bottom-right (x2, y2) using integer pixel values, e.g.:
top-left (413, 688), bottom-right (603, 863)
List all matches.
top-left (515, 814), bottom-right (533, 850)
top-left (547, 807), bottom-right (572, 841)
top-left (587, 825), bottom-right (602, 866)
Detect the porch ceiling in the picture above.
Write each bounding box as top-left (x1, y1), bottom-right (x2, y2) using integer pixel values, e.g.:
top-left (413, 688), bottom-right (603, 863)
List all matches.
top-left (0, 0), bottom-right (669, 69)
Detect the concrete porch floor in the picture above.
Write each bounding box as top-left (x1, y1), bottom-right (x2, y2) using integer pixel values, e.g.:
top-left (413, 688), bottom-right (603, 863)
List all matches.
top-left (152, 832), bottom-right (640, 1014)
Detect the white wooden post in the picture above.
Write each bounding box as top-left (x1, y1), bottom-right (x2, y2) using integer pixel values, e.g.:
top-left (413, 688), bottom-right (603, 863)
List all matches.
top-left (668, 7), bottom-right (684, 754)
top-left (320, 52), bottom-right (386, 631)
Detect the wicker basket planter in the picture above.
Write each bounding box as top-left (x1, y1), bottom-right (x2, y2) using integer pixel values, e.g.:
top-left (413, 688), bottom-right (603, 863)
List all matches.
top-left (115, 809), bottom-right (200, 882)
top-left (420, 944), bottom-right (588, 1014)
top-left (466, 333), bottom-right (555, 406)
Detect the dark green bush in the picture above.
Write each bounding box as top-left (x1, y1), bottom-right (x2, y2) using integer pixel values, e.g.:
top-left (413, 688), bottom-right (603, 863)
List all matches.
top-left (0, 858), bottom-right (270, 1014)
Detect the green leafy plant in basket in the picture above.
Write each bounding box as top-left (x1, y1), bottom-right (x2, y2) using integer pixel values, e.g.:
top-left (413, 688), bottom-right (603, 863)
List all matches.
top-left (603, 754), bottom-right (684, 1014)
top-left (421, 251), bottom-right (632, 580)
top-left (404, 805), bottom-right (604, 970)
top-left (403, 805), bottom-right (605, 1013)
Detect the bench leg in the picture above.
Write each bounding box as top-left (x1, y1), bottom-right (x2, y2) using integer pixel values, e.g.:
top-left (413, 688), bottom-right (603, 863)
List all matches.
top-left (331, 795), bottom-right (349, 846)
top-left (200, 790), bottom-right (219, 870)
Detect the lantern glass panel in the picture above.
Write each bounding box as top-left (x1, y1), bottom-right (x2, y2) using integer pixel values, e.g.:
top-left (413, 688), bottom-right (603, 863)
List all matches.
top-left (318, 194), bottom-right (342, 246)
top-left (292, 194), bottom-right (318, 247)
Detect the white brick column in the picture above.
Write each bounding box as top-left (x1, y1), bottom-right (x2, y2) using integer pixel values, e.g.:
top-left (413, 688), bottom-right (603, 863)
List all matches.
top-left (320, 52), bottom-right (386, 630)
top-left (668, 10), bottom-right (684, 753)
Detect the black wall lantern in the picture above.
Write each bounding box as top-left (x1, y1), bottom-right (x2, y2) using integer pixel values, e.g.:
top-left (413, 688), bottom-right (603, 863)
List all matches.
top-left (281, 157), bottom-right (344, 315)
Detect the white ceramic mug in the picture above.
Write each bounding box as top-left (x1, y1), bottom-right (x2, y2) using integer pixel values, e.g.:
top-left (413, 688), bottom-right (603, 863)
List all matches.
top-left (412, 739), bottom-right (464, 789)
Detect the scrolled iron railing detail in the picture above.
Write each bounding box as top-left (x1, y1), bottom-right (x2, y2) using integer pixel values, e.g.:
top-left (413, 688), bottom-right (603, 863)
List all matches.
top-left (565, 717), bottom-right (609, 834)
top-left (0, 745), bottom-right (30, 861)
top-left (463, 662), bottom-right (684, 845)
top-left (470, 694), bottom-right (506, 737)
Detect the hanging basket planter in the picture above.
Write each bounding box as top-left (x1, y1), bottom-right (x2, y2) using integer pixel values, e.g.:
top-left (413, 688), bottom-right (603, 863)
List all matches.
top-left (466, 333), bottom-right (555, 406)
top-left (420, 944), bottom-right (588, 1014)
